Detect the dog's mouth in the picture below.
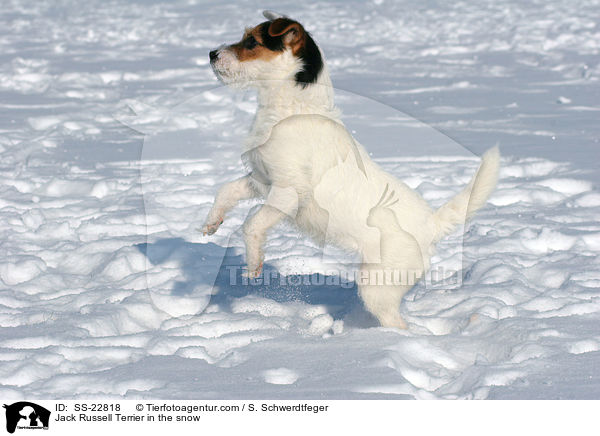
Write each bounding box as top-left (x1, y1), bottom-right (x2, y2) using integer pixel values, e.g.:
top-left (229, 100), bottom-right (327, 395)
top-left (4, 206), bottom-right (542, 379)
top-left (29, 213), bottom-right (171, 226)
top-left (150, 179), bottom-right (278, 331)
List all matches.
top-left (210, 53), bottom-right (253, 89)
top-left (211, 64), bottom-right (234, 87)
top-left (210, 61), bottom-right (223, 79)
top-left (209, 48), bottom-right (235, 83)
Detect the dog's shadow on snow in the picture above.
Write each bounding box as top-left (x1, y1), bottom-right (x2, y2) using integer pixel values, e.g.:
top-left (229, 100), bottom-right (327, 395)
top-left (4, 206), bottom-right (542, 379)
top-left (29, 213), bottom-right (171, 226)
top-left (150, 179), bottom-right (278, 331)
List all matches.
top-left (135, 238), bottom-right (376, 326)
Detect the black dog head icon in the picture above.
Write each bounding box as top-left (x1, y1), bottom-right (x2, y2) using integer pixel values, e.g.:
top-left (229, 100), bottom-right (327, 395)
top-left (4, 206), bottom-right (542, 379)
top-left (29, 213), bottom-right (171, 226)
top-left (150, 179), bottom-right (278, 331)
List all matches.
top-left (3, 402), bottom-right (50, 434)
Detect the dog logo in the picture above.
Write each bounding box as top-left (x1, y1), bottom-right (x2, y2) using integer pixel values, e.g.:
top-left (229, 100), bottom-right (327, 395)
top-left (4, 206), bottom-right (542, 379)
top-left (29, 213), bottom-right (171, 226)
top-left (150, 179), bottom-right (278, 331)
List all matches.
top-left (3, 402), bottom-right (50, 434)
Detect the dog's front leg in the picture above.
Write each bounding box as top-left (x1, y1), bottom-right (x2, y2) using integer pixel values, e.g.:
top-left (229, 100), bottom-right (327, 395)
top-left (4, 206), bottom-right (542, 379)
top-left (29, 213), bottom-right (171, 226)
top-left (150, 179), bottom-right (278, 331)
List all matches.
top-left (201, 175), bottom-right (256, 235)
top-left (242, 204), bottom-right (285, 278)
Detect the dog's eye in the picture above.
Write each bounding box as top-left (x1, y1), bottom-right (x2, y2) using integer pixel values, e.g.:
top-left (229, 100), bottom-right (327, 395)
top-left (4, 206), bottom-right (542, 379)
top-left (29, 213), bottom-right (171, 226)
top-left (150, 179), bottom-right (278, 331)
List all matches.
top-left (243, 36), bottom-right (258, 50)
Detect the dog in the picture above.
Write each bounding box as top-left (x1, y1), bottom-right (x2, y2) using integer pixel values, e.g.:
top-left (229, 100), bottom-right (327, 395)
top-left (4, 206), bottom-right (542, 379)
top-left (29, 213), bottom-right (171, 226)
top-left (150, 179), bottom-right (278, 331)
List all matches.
top-left (204, 11), bottom-right (500, 328)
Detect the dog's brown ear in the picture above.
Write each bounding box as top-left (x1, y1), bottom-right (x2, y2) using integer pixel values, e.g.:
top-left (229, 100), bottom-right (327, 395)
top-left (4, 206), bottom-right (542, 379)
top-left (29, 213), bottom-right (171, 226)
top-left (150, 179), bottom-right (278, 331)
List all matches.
top-left (268, 18), bottom-right (303, 45)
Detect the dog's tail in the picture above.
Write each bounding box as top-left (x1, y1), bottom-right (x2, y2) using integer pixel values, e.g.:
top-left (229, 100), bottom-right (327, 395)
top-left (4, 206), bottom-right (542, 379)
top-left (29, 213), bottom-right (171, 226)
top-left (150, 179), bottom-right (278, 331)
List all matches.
top-left (432, 146), bottom-right (500, 242)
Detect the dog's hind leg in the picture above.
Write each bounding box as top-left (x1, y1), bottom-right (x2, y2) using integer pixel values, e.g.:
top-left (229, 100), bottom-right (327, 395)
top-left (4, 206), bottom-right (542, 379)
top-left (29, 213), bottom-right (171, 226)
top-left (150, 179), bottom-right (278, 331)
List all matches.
top-left (242, 204), bottom-right (286, 277)
top-left (358, 234), bottom-right (425, 329)
top-left (201, 175), bottom-right (256, 235)
top-left (357, 263), bottom-right (415, 329)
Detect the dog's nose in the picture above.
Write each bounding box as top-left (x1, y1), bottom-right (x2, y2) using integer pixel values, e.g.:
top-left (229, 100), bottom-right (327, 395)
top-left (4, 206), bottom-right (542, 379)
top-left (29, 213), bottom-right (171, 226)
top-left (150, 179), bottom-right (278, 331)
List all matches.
top-left (209, 50), bottom-right (218, 62)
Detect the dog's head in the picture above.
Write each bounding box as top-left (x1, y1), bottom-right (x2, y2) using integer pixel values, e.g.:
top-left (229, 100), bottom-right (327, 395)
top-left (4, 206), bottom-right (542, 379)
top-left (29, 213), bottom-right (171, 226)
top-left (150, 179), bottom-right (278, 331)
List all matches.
top-left (209, 12), bottom-right (323, 88)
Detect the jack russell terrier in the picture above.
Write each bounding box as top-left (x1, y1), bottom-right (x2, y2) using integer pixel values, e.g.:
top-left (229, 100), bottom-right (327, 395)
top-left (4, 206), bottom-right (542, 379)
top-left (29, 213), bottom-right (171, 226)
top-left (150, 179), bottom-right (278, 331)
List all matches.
top-left (203, 11), bottom-right (500, 329)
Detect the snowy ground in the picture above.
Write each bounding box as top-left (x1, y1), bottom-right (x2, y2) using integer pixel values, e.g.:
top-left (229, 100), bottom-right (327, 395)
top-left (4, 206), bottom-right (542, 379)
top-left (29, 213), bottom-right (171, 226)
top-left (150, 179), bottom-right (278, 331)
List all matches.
top-left (1, 0), bottom-right (599, 399)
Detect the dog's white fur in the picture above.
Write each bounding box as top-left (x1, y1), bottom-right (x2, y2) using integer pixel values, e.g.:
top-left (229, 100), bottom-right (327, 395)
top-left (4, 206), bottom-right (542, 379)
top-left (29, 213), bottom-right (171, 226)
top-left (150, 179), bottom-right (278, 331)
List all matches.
top-left (204, 13), bottom-right (500, 328)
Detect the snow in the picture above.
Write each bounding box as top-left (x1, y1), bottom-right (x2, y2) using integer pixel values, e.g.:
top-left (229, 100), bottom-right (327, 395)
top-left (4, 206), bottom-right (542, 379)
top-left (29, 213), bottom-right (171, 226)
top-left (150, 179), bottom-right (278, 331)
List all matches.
top-left (1, 0), bottom-right (599, 400)
top-left (262, 368), bottom-right (300, 385)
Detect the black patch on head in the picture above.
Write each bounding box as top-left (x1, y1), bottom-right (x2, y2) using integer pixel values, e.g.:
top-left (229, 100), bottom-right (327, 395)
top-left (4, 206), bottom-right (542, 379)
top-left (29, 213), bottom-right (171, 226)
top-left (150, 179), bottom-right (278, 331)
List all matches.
top-left (259, 21), bottom-right (285, 52)
top-left (259, 20), bottom-right (323, 88)
top-left (294, 31), bottom-right (323, 88)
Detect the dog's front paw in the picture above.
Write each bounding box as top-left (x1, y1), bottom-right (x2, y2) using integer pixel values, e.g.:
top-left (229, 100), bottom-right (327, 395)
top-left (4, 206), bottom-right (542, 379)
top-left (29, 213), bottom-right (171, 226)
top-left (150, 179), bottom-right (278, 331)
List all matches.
top-left (199, 217), bottom-right (223, 236)
top-left (242, 261), bottom-right (263, 279)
